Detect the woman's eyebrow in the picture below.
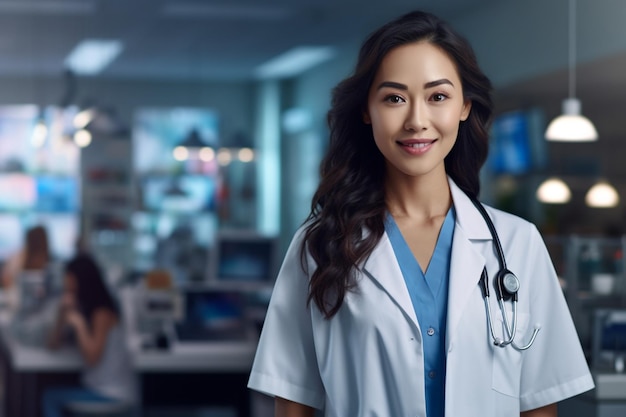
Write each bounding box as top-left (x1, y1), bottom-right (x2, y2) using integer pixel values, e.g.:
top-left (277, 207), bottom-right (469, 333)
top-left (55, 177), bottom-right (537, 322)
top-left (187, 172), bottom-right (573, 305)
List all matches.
top-left (376, 81), bottom-right (407, 90)
top-left (376, 78), bottom-right (455, 91)
top-left (424, 78), bottom-right (454, 89)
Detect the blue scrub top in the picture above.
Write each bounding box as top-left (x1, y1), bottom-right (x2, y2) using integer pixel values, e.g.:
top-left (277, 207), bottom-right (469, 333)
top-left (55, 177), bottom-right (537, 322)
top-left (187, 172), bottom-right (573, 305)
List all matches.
top-left (385, 208), bottom-right (455, 417)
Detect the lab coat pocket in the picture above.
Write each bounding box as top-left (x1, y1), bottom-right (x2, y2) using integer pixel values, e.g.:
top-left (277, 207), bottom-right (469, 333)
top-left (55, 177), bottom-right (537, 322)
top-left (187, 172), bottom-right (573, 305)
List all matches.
top-left (491, 312), bottom-right (529, 397)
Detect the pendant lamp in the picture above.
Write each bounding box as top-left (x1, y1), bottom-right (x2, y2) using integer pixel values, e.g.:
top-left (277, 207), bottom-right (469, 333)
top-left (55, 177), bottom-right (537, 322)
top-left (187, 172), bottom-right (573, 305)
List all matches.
top-left (536, 177), bottom-right (571, 204)
top-left (544, 0), bottom-right (597, 142)
top-left (172, 128), bottom-right (212, 161)
top-left (585, 180), bottom-right (619, 208)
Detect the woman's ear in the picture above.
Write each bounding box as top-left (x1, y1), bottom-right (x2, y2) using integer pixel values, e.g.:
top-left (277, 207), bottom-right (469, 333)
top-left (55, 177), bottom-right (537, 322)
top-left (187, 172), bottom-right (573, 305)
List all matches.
top-left (363, 110), bottom-right (371, 124)
top-left (460, 99), bottom-right (472, 121)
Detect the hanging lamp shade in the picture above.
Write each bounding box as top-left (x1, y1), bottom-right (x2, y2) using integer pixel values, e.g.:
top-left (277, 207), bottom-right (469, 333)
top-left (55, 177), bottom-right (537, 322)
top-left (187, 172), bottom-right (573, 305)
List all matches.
top-left (544, 0), bottom-right (598, 142)
top-left (585, 181), bottom-right (619, 208)
top-left (536, 177), bottom-right (572, 204)
top-left (172, 128), bottom-right (211, 161)
top-left (177, 128), bottom-right (208, 149)
top-left (545, 98), bottom-right (598, 142)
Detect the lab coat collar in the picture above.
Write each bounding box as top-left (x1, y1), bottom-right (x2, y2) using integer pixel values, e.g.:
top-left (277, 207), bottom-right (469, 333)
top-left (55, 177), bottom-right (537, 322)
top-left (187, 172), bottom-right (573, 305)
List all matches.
top-left (361, 177), bottom-right (491, 335)
top-left (448, 178), bottom-right (492, 240)
top-left (447, 178), bottom-right (491, 347)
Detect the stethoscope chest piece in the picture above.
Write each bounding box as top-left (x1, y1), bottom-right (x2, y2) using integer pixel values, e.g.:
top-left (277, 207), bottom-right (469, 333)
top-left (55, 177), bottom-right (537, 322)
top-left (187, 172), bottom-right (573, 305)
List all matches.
top-left (497, 269), bottom-right (520, 301)
top-left (470, 196), bottom-right (539, 351)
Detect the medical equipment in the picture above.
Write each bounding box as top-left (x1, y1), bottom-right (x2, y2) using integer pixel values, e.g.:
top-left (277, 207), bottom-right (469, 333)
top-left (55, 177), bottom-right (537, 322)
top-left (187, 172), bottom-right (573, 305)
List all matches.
top-left (471, 198), bottom-right (541, 350)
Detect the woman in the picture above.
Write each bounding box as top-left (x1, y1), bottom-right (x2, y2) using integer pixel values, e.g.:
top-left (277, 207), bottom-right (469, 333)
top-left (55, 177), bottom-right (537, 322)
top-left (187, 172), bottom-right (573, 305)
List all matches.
top-left (1, 225), bottom-right (58, 316)
top-left (2, 225), bottom-right (51, 286)
top-left (248, 10), bottom-right (594, 417)
top-left (44, 254), bottom-right (137, 417)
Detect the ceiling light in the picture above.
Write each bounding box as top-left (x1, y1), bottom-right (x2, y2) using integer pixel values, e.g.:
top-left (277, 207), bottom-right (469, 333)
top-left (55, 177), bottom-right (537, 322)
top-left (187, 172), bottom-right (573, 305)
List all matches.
top-left (73, 107), bottom-right (95, 129)
top-left (545, 98), bottom-right (597, 141)
top-left (585, 181), bottom-right (619, 208)
top-left (173, 146), bottom-right (189, 161)
top-left (536, 177), bottom-right (571, 204)
top-left (172, 128), bottom-right (212, 161)
top-left (0, 1), bottom-right (96, 15)
top-left (238, 148), bottom-right (255, 163)
top-left (217, 149), bottom-right (232, 166)
top-left (255, 46), bottom-right (335, 79)
top-left (545, 0), bottom-right (597, 142)
top-left (31, 118), bottom-right (48, 148)
top-left (65, 39), bottom-right (123, 76)
top-left (74, 129), bottom-right (92, 147)
top-left (199, 148), bottom-right (215, 162)
top-left (162, 3), bottom-right (290, 20)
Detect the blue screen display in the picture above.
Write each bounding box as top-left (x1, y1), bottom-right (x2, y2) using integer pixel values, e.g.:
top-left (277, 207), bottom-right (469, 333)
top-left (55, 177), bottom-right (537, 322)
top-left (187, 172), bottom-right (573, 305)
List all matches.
top-left (489, 111), bottom-right (533, 175)
top-left (35, 176), bottom-right (79, 213)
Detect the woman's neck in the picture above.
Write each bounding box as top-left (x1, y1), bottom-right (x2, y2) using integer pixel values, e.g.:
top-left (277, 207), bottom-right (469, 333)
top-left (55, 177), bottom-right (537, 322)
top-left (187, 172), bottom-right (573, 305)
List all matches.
top-left (384, 171), bottom-right (452, 221)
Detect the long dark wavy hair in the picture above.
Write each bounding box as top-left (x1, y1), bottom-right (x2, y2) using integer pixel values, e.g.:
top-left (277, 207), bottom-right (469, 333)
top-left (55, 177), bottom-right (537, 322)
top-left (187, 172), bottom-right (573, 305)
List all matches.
top-left (65, 254), bottom-right (120, 327)
top-left (301, 10), bottom-right (494, 318)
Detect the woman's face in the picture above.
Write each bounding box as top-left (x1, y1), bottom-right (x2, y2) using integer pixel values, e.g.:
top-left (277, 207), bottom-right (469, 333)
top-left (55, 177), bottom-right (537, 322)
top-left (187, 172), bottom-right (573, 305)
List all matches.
top-left (365, 41), bottom-right (471, 182)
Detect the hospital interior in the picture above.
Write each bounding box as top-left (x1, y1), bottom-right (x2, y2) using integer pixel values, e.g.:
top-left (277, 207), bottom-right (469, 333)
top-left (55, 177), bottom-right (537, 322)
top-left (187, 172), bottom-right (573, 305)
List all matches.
top-left (0, 0), bottom-right (625, 416)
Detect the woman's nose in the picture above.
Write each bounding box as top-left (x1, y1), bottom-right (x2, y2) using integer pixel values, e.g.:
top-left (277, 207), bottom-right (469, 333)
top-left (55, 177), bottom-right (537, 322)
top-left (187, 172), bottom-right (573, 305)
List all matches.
top-left (404, 102), bottom-right (428, 131)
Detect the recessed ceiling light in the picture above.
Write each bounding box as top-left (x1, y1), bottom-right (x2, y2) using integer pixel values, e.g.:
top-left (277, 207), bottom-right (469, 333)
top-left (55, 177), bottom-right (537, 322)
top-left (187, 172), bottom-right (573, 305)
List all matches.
top-left (162, 3), bottom-right (291, 20)
top-left (65, 39), bottom-right (123, 76)
top-left (0, 1), bottom-right (95, 15)
top-left (255, 46), bottom-right (335, 80)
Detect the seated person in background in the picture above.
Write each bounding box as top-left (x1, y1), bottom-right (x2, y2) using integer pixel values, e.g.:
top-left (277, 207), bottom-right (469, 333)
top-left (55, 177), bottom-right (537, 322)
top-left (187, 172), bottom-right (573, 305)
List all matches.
top-left (2, 224), bottom-right (50, 287)
top-left (44, 253), bottom-right (137, 417)
top-left (0, 225), bottom-right (60, 316)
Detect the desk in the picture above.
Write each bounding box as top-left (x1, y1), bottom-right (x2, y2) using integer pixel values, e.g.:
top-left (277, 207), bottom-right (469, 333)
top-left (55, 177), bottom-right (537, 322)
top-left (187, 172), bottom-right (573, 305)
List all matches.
top-left (0, 326), bottom-right (257, 417)
top-left (134, 342), bottom-right (257, 417)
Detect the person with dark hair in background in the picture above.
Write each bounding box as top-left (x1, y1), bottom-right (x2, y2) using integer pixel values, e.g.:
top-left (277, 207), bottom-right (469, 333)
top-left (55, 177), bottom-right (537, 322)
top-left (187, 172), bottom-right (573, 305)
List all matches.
top-left (1, 225), bottom-right (53, 308)
top-left (44, 253), bottom-right (137, 417)
top-left (248, 10), bottom-right (593, 417)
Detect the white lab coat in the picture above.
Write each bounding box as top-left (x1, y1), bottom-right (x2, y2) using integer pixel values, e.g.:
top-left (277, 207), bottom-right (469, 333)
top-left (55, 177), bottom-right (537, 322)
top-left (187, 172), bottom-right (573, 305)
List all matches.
top-left (248, 178), bottom-right (594, 417)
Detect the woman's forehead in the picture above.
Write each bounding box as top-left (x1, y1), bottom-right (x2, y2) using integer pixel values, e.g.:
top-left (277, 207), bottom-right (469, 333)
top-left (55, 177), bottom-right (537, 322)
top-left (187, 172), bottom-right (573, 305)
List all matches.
top-left (374, 41), bottom-right (461, 87)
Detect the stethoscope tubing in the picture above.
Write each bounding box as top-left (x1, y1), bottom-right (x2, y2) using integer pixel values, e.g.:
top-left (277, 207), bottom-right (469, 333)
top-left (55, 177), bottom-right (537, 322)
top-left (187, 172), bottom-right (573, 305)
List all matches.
top-left (471, 197), bottom-right (540, 351)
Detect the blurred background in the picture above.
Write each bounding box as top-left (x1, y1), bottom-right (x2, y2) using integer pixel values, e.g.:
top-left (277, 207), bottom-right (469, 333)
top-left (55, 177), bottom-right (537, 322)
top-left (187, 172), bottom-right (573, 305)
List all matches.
top-left (0, 0), bottom-right (624, 416)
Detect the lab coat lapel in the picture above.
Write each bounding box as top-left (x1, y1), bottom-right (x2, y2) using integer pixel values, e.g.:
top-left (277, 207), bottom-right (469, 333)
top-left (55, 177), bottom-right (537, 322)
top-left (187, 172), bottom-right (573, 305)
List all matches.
top-left (446, 179), bottom-right (491, 345)
top-left (360, 178), bottom-right (492, 335)
top-left (361, 234), bottom-right (420, 330)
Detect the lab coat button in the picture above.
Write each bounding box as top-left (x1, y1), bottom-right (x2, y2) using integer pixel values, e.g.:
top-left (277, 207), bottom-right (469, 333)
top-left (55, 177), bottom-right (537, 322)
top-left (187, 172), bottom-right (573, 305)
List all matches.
top-left (427, 327), bottom-right (435, 336)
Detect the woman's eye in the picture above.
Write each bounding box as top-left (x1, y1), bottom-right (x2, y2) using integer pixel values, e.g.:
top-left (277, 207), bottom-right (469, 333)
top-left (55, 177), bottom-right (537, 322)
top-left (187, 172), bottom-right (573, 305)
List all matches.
top-left (432, 93), bottom-right (448, 102)
top-left (384, 95), bottom-right (405, 104)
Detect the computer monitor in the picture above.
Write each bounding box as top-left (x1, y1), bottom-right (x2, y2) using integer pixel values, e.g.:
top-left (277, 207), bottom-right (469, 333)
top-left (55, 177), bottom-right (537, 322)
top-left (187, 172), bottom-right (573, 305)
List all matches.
top-left (0, 173), bottom-right (36, 211)
top-left (34, 175), bottom-right (80, 213)
top-left (592, 309), bottom-right (626, 370)
top-left (174, 289), bottom-right (250, 342)
top-left (209, 230), bottom-right (278, 288)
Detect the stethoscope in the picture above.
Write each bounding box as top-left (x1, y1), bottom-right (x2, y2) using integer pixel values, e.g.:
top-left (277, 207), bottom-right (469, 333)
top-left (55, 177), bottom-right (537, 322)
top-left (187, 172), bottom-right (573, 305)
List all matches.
top-left (470, 198), bottom-right (541, 351)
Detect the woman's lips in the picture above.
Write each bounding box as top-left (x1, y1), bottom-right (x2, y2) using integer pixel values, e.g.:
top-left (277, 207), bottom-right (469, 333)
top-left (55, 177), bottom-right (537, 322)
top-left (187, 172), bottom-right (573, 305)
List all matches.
top-left (397, 139), bottom-right (436, 155)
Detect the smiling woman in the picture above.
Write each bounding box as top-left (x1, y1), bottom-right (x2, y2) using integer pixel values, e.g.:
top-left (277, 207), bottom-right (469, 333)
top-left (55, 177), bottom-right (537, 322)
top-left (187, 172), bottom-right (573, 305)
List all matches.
top-left (364, 41), bottom-right (471, 182)
top-left (247, 9), bottom-right (593, 417)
